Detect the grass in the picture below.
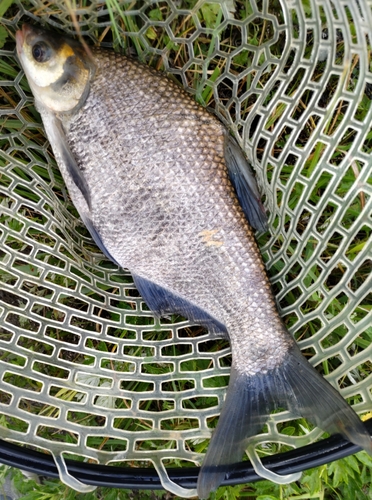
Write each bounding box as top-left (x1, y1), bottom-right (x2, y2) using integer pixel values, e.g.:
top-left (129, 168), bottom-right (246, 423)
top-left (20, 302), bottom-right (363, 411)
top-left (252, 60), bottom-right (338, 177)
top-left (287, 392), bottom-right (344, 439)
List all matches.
top-left (0, 0), bottom-right (371, 499)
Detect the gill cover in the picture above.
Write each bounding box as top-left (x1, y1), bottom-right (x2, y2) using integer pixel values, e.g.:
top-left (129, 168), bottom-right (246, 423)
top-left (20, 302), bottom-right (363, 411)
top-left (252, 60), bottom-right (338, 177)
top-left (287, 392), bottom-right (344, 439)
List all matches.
top-left (16, 23), bottom-right (94, 113)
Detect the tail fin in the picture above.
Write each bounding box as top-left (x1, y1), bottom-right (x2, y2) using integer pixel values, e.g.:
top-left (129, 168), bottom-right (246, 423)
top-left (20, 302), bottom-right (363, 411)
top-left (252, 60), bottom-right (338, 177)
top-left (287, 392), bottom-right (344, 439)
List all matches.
top-left (197, 345), bottom-right (372, 498)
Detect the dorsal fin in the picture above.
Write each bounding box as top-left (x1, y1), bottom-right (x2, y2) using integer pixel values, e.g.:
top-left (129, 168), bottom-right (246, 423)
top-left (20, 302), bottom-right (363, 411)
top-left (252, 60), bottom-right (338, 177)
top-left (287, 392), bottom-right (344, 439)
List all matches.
top-left (224, 135), bottom-right (268, 232)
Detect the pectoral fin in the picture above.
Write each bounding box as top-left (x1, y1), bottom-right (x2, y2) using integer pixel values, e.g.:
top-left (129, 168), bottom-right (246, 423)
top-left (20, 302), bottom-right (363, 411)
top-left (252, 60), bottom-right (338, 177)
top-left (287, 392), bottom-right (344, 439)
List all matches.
top-left (53, 117), bottom-right (91, 208)
top-left (44, 113), bottom-right (114, 264)
top-left (224, 135), bottom-right (267, 232)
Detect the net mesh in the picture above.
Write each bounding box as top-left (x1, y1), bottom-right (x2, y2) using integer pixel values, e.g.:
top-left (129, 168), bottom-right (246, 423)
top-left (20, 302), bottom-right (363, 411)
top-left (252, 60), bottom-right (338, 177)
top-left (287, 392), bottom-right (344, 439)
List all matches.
top-left (0, 0), bottom-right (371, 496)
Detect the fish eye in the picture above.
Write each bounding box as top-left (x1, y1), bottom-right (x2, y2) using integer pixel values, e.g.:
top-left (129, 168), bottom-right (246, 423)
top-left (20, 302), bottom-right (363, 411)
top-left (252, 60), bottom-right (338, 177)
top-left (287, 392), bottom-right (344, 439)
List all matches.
top-left (32, 42), bottom-right (51, 63)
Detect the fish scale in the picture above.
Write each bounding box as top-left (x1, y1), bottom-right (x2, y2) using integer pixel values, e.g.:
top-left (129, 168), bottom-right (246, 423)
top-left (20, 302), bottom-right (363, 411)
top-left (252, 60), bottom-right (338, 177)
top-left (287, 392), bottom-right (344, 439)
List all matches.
top-left (63, 54), bottom-right (283, 352)
top-left (15, 24), bottom-right (372, 499)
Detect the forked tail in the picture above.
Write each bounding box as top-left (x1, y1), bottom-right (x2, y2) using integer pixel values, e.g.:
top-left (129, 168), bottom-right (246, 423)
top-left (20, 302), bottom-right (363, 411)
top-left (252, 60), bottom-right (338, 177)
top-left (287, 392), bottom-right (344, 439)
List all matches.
top-left (197, 345), bottom-right (372, 498)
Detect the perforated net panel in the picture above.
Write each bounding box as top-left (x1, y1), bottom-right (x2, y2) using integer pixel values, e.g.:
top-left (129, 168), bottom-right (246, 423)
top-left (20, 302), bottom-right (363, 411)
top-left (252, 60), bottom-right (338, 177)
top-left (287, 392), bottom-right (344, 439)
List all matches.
top-left (0, 0), bottom-right (371, 496)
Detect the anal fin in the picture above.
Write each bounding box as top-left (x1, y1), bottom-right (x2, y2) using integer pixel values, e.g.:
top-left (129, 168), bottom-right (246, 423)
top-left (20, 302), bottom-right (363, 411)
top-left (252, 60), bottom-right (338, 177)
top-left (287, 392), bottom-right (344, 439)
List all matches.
top-left (133, 274), bottom-right (228, 337)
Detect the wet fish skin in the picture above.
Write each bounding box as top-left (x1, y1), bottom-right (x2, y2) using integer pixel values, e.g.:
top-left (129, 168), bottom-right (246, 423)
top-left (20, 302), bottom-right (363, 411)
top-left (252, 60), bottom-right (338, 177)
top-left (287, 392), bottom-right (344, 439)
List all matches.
top-left (16, 24), bottom-right (372, 498)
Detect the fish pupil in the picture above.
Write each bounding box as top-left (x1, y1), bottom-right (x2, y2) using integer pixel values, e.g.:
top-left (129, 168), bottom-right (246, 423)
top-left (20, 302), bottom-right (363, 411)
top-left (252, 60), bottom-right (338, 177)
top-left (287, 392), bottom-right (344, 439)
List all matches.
top-left (32, 42), bottom-right (51, 63)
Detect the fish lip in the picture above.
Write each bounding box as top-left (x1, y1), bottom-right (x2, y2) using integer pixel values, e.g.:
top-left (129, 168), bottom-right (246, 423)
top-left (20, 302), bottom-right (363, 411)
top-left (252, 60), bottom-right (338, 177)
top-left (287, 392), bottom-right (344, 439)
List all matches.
top-left (15, 29), bottom-right (24, 55)
top-left (15, 24), bottom-right (34, 55)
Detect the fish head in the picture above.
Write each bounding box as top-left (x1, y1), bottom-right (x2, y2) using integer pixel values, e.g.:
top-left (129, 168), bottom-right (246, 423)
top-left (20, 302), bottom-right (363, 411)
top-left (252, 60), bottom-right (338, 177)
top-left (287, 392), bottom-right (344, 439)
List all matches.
top-left (16, 23), bottom-right (94, 113)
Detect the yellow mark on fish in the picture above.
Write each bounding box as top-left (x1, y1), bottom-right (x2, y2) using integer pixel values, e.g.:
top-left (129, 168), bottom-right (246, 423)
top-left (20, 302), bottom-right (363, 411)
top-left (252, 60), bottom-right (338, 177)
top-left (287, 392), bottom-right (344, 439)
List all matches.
top-left (60, 43), bottom-right (75, 59)
top-left (199, 229), bottom-right (224, 247)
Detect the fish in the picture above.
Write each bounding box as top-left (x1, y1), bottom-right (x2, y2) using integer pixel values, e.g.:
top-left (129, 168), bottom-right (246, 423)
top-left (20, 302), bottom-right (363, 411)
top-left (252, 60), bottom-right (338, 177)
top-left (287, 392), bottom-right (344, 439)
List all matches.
top-left (16, 23), bottom-right (372, 498)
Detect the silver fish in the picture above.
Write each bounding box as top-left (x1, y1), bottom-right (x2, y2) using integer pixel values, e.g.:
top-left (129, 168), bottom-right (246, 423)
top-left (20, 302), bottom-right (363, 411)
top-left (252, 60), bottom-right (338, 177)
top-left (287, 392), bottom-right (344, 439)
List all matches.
top-left (16, 23), bottom-right (372, 498)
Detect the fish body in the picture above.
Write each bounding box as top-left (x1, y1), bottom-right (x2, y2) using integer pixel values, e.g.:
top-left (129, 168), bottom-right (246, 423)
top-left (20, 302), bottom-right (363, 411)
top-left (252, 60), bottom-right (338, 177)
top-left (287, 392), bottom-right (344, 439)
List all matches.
top-left (16, 24), bottom-right (372, 498)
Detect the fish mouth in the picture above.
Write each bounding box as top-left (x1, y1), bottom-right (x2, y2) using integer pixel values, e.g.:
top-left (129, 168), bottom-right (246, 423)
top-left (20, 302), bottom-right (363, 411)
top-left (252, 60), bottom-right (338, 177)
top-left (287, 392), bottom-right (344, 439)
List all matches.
top-left (15, 24), bottom-right (33, 55)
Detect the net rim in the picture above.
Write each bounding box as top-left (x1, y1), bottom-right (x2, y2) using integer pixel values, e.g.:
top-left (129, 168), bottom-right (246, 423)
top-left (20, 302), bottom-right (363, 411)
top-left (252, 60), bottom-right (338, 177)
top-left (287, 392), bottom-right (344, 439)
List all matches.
top-left (0, 423), bottom-right (371, 490)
